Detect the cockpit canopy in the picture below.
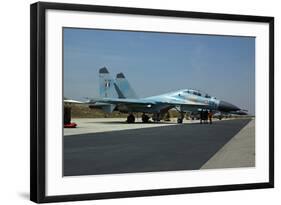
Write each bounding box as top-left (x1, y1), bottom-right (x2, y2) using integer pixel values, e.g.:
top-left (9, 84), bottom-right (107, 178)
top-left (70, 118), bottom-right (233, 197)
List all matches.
top-left (183, 89), bottom-right (215, 99)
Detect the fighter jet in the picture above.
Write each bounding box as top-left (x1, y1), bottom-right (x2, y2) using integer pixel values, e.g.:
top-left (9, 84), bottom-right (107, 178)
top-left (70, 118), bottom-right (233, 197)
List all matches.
top-left (82, 67), bottom-right (243, 123)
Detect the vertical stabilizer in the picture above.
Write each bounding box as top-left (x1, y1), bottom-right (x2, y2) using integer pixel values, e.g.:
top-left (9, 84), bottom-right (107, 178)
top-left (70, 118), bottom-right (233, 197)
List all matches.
top-left (115, 72), bottom-right (138, 99)
top-left (99, 67), bottom-right (118, 98)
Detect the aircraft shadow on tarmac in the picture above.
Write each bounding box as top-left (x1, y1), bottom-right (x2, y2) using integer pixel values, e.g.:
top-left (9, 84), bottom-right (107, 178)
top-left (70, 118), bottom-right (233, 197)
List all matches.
top-left (88, 121), bottom-right (178, 125)
top-left (85, 119), bottom-right (232, 126)
top-left (64, 119), bottom-right (252, 176)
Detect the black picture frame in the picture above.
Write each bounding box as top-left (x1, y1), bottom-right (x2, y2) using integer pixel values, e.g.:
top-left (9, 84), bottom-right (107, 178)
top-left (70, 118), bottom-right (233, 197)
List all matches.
top-left (30, 2), bottom-right (274, 203)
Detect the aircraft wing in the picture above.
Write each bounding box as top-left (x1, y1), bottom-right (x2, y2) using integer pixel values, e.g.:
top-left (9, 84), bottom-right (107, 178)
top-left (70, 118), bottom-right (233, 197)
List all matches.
top-left (95, 98), bottom-right (208, 107)
top-left (160, 101), bottom-right (208, 107)
top-left (94, 98), bottom-right (156, 105)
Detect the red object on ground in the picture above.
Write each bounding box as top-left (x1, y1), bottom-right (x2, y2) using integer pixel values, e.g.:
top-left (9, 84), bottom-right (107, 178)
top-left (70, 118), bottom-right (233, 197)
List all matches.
top-left (64, 122), bottom-right (77, 128)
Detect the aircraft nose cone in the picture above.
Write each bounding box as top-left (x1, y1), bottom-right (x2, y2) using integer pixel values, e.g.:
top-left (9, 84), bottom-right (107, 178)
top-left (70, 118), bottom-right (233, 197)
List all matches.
top-left (218, 100), bottom-right (240, 112)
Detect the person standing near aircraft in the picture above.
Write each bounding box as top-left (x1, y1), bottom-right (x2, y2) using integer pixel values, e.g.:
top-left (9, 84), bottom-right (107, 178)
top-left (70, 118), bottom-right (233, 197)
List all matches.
top-left (208, 110), bottom-right (213, 124)
top-left (200, 110), bottom-right (203, 124)
top-left (203, 110), bottom-right (208, 124)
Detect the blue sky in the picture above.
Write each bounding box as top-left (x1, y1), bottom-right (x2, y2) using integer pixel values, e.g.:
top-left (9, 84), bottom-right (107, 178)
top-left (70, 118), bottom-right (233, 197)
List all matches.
top-left (64, 28), bottom-right (255, 115)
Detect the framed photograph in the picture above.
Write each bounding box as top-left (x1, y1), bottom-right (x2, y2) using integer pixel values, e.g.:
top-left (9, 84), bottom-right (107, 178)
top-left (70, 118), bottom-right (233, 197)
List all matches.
top-left (30, 2), bottom-right (274, 203)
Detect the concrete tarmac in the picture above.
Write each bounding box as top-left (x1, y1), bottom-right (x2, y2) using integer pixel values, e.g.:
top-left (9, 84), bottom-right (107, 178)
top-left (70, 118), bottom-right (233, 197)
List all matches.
top-left (64, 119), bottom-right (253, 176)
top-left (64, 118), bottom-right (179, 136)
top-left (201, 119), bottom-right (255, 169)
top-left (64, 117), bottom-right (226, 136)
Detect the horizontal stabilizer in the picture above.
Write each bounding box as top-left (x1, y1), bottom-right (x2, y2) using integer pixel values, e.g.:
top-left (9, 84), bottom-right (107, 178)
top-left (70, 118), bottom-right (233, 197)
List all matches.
top-left (64, 99), bottom-right (84, 104)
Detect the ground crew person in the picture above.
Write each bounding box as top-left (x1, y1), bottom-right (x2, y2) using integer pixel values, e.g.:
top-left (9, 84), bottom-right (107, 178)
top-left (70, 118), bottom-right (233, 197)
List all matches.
top-left (204, 110), bottom-right (208, 124)
top-left (208, 111), bottom-right (213, 124)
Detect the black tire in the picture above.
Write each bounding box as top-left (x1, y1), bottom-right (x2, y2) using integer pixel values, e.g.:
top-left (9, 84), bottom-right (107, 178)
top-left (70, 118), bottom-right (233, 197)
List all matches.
top-left (127, 114), bottom-right (135, 123)
top-left (177, 118), bottom-right (183, 123)
top-left (142, 115), bottom-right (149, 123)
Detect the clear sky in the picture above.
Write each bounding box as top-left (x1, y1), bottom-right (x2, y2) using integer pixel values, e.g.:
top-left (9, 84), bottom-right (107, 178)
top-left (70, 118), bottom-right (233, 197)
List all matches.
top-left (64, 28), bottom-right (255, 115)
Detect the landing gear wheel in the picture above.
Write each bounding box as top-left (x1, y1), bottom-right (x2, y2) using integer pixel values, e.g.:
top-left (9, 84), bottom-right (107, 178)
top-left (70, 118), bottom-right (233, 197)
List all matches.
top-left (177, 112), bottom-right (184, 124)
top-left (177, 118), bottom-right (183, 124)
top-left (127, 114), bottom-right (135, 123)
top-left (142, 114), bottom-right (149, 123)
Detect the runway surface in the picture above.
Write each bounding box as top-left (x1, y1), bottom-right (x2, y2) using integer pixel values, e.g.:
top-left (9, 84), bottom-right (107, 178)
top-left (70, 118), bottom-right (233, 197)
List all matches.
top-left (64, 119), bottom-right (251, 176)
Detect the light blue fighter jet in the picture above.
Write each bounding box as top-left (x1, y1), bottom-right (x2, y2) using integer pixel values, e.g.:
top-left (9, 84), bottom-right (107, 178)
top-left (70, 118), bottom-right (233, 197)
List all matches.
top-left (80, 67), bottom-right (244, 123)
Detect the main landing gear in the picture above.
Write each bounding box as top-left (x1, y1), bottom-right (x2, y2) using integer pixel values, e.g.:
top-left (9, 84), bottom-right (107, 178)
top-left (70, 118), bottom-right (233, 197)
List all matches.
top-left (142, 113), bottom-right (150, 123)
top-left (126, 113), bottom-right (163, 123)
top-left (127, 113), bottom-right (150, 123)
top-left (126, 113), bottom-right (135, 123)
top-left (177, 112), bottom-right (185, 124)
